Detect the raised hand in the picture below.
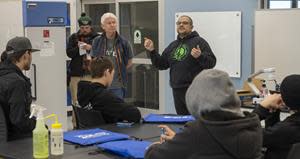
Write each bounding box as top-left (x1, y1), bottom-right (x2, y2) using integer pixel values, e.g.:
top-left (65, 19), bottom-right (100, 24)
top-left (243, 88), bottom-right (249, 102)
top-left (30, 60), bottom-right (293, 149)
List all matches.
top-left (144, 37), bottom-right (155, 52)
top-left (191, 45), bottom-right (201, 58)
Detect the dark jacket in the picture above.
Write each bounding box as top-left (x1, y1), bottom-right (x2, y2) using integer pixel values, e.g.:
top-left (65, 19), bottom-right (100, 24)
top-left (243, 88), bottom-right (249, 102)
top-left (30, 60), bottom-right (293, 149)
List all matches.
top-left (91, 32), bottom-right (132, 87)
top-left (77, 81), bottom-right (141, 123)
top-left (145, 111), bottom-right (263, 159)
top-left (253, 105), bottom-right (300, 159)
top-left (149, 31), bottom-right (216, 88)
top-left (0, 61), bottom-right (36, 141)
top-left (66, 30), bottom-right (99, 76)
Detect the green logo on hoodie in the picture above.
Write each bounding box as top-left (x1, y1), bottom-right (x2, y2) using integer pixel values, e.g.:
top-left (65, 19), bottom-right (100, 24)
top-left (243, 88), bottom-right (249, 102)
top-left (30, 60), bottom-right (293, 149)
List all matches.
top-left (172, 44), bottom-right (188, 61)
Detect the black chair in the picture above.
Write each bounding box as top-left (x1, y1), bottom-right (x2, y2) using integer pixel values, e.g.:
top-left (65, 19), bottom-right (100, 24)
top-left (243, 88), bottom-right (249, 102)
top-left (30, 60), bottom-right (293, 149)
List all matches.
top-left (72, 104), bottom-right (106, 129)
top-left (287, 143), bottom-right (300, 159)
top-left (0, 105), bottom-right (7, 143)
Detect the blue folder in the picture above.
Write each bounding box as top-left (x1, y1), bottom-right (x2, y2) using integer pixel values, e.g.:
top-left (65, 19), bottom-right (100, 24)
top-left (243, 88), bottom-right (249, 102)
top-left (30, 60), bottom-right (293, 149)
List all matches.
top-left (64, 128), bottom-right (129, 145)
top-left (97, 140), bottom-right (151, 159)
top-left (143, 113), bottom-right (195, 123)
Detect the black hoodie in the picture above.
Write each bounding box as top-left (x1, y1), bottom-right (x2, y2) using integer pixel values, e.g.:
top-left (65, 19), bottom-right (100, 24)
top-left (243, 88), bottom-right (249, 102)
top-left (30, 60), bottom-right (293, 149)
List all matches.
top-left (254, 105), bottom-right (300, 159)
top-left (0, 61), bottom-right (36, 141)
top-left (77, 81), bottom-right (141, 123)
top-left (149, 31), bottom-right (216, 88)
top-left (66, 30), bottom-right (99, 76)
top-left (145, 111), bottom-right (263, 159)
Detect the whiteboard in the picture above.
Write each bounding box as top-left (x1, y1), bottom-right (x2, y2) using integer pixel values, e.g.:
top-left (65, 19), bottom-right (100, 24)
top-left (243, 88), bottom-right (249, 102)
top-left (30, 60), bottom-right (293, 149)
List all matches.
top-left (255, 10), bottom-right (300, 83)
top-left (176, 12), bottom-right (241, 77)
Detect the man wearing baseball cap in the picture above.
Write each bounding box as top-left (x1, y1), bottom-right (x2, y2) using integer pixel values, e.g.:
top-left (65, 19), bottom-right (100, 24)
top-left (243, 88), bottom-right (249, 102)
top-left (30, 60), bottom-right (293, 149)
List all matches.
top-left (0, 36), bottom-right (39, 141)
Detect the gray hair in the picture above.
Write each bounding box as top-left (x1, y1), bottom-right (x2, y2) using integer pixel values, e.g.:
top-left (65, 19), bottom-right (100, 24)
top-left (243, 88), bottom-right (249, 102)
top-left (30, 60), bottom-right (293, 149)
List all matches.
top-left (186, 69), bottom-right (243, 119)
top-left (101, 12), bottom-right (117, 25)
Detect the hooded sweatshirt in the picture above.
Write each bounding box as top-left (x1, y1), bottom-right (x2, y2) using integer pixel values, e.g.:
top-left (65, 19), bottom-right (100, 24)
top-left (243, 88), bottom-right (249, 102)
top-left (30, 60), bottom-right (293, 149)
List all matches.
top-left (145, 111), bottom-right (263, 159)
top-left (0, 61), bottom-right (36, 141)
top-left (149, 31), bottom-right (216, 88)
top-left (254, 106), bottom-right (300, 159)
top-left (77, 81), bottom-right (141, 123)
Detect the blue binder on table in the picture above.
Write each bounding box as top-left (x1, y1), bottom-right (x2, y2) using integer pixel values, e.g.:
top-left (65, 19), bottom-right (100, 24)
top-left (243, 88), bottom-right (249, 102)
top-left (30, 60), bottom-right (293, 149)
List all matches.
top-left (97, 140), bottom-right (151, 159)
top-left (143, 114), bottom-right (195, 123)
top-left (64, 128), bottom-right (129, 145)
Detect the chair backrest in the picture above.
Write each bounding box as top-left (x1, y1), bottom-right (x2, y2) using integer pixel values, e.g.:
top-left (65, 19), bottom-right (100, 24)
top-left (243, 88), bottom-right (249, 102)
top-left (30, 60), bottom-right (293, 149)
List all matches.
top-left (287, 143), bottom-right (300, 159)
top-left (0, 105), bottom-right (7, 143)
top-left (72, 104), bottom-right (106, 129)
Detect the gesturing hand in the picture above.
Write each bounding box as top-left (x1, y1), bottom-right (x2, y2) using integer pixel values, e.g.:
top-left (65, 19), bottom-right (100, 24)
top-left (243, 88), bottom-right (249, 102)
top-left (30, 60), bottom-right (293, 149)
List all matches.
top-left (144, 37), bottom-right (155, 52)
top-left (191, 45), bottom-right (201, 59)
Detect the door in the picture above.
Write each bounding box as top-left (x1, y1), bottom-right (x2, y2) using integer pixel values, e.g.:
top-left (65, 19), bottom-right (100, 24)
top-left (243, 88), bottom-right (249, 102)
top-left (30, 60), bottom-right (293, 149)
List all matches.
top-left (82, 0), bottom-right (116, 33)
top-left (117, 0), bottom-right (160, 113)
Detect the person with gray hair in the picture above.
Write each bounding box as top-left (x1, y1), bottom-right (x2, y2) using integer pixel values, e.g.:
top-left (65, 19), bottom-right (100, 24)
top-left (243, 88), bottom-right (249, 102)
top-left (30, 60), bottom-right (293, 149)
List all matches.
top-left (91, 12), bottom-right (133, 100)
top-left (145, 69), bottom-right (263, 159)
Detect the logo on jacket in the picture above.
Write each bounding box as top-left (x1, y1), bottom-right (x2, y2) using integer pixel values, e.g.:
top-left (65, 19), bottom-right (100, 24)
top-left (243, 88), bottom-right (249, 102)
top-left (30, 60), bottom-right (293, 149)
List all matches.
top-left (173, 44), bottom-right (188, 61)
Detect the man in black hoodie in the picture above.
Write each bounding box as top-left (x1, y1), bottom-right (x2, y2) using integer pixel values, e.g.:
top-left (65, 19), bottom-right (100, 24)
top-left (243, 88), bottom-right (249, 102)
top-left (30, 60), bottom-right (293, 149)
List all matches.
top-left (253, 75), bottom-right (300, 159)
top-left (77, 57), bottom-right (141, 124)
top-left (144, 15), bottom-right (216, 115)
top-left (0, 37), bottom-right (39, 141)
top-left (67, 13), bottom-right (99, 127)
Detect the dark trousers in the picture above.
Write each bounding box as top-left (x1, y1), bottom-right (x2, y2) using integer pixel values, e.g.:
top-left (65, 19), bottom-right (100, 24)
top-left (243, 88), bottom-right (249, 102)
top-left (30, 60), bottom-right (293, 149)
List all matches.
top-left (172, 87), bottom-right (190, 115)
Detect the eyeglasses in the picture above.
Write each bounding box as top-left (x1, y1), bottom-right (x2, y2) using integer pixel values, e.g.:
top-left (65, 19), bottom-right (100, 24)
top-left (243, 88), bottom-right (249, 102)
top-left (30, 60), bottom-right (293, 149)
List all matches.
top-left (176, 21), bottom-right (190, 25)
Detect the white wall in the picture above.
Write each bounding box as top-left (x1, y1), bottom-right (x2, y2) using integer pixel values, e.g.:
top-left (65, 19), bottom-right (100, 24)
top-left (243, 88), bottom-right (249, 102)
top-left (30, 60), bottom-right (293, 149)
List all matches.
top-left (255, 9), bottom-right (300, 84)
top-left (0, 0), bottom-right (24, 51)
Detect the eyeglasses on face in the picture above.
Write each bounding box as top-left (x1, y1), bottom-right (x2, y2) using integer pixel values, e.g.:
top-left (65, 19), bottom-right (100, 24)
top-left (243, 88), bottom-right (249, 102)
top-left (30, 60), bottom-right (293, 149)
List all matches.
top-left (176, 21), bottom-right (190, 25)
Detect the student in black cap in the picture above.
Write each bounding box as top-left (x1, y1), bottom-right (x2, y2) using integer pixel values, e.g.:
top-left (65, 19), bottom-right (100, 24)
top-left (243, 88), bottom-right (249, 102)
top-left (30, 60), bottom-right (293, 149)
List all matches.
top-left (0, 36), bottom-right (39, 141)
top-left (66, 13), bottom-right (99, 128)
top-left (253, 74), bottom-right (300, 159)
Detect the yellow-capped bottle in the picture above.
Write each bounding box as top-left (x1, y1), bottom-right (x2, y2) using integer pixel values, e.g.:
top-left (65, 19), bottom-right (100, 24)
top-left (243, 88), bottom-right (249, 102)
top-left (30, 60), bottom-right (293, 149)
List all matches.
top-left (48, 114), bottom-right (64, 156)
top-left (31, 105), bottom-right (49, 158)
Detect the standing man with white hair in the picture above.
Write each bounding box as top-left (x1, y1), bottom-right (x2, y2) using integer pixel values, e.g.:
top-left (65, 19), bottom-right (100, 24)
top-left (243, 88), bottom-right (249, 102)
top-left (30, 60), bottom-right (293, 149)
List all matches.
top-left (91, 12), bottom-right (133, 99)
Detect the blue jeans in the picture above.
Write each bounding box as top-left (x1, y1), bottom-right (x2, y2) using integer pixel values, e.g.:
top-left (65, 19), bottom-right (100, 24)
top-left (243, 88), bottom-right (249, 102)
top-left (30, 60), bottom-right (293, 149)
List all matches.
top-left (109, 88), bottom-right (125, 100)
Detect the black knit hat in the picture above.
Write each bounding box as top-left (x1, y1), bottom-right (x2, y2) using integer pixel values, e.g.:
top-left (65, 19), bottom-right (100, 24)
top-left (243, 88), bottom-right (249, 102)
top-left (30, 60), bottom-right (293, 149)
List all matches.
top-left (78, 13), bottom-right (92, 26)
top-left (280, 74), bottom-right (300, 110)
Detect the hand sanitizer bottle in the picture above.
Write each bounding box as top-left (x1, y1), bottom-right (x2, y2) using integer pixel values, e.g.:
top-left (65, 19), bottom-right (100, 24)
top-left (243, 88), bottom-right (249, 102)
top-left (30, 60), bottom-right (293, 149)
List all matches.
top-left (30, 104), bottom-right (49, 159)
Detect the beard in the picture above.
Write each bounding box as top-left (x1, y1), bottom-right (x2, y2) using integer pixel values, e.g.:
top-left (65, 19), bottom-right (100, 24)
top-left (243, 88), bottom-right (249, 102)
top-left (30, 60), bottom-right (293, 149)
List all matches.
top-left (23, 62), bottom-right (31, 71)
top-left (178, 32), bottom-right (190, 38)
top-left (177, 28), bottom-right (191, 38)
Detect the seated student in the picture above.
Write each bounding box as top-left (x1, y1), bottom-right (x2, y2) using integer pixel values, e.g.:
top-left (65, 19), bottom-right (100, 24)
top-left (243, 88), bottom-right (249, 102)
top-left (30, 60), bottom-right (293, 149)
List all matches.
top-left (145, 69), bottom-right (263, 159)
top-left (0, 37), bottom-right (39, 141)
top-left (77, 57), bottom-right (141, 123)
top-left (253, 74), bottom-right (300, 159)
